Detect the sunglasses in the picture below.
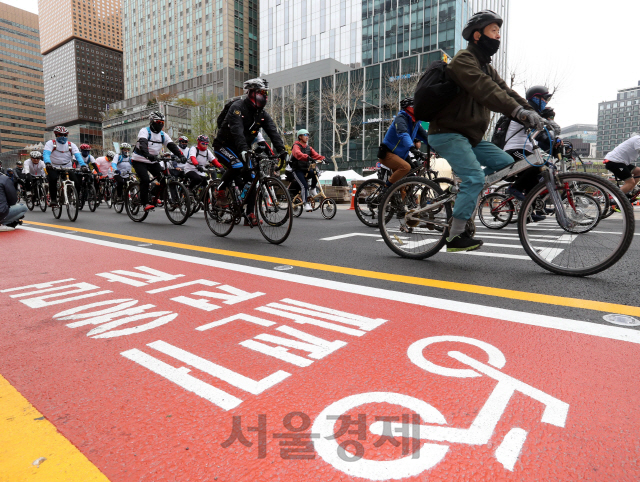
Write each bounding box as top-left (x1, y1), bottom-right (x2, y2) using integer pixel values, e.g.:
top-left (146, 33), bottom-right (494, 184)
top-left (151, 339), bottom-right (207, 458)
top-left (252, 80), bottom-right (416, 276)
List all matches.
top-left (199, 141), bottom-right (209, 145)
top-left (256, 89), bottom-right (269, 97)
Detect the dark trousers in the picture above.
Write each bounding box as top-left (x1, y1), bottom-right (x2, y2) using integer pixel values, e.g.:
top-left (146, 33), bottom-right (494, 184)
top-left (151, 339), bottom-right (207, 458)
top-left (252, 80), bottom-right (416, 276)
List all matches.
top-left (131, 161), bottom-right (163, 205)
top-left (47, 168), bottom-right (80, 203)
top-left (114, 174), bottom-right (128, 197)
top-left (185, 170), bottom-right (205, 190)
top-left (505, 149), bottom-right (542, 194)
top-left (214, 142), bottom-right (256, 214)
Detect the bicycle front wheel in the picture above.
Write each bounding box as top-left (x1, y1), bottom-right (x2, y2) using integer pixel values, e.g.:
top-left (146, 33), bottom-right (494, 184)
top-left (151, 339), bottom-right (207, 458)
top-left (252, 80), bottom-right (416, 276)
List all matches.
top-left (52, 187), bottom-right (63, 219)
top-left (518, 173), bottom-right (634, 276)
top-left (203, 184), bottom-right (235, 237)
top-left (164, 181), bottom-right (191, 225)
top-left (478, 193), bottom-right (514, 229)
top-left (39, 184), bottom-right (48, 212)
top-left (378, 177), bottom-right (451, 259)
top-left (321, 198), bottom-right (337, 220)
top-left (87, 184), bottom-right (98, 212)
top-left (26, 193), bottom-right (35, 211)
top-left (256, 177), bottom-right (292, 244)
top-left (125, 182), bottom-right (148, 222)
top-left (66, 185), bottom-right (79, 222)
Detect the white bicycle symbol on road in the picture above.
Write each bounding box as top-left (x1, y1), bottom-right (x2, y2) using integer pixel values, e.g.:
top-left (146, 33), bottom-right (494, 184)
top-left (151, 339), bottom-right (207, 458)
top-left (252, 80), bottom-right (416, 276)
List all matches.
top-left (312, 336), bottom-right (570, 480)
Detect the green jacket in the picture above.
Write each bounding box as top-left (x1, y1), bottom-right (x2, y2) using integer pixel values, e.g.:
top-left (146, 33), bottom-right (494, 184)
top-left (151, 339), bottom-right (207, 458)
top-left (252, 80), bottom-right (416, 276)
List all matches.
top-left (428, 43), bottom-right (530, 147)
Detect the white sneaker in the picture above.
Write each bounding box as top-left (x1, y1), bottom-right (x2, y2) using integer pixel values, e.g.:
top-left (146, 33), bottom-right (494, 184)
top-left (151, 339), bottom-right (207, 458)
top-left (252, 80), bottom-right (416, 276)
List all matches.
top-left (0, 225), bottom-right (16, 231)
top-left (304, 202), bottom-right (312, 212)
top-left (309, 188), bottom-right (318, 197)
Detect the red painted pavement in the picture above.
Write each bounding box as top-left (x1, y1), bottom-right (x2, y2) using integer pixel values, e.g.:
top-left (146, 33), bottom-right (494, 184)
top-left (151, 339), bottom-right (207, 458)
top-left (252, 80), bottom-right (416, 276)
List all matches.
top-left (0, 229), bottom-right (639, 481)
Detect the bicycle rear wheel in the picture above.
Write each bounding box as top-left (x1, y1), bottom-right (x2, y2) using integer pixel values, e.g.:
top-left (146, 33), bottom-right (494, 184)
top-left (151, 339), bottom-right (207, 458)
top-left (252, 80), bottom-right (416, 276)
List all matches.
top-left (164, 181), bottom-right (191, 225)
top-left (478, 193), bottom-right (514, 229)
top-left (378, 177), bottom-right (451, 259)
top-left (518, 173), bottom-right (634, 276)
top-left (256, 177), bottom-right (292, 244)
top-left (125, 182), bottom-right (148, 222)
top-left (103, 182), bottom-right (113, 208)
top-left (66, 185), bottom-right (79, 222)
top-left (354, 179), bottom-right (385, 227)
top-left (203, 184), bottom-right (235, 237)
top-left (321, 198), bottom-right (337, 219)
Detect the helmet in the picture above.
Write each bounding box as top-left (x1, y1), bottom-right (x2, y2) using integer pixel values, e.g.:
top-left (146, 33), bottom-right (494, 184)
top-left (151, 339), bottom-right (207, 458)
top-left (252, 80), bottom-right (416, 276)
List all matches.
top-left (16, 161), bottom-right (23, 167)
top-left (120, 142), bottom-right (132, 150)
top-left (197, 135), bottom-right (209, 144)
top-left (105, 150), bottom-right (116, 159)
top-left (30, 151), bottom-right (42, 159)
top-left (178, 135), bottom-right (189, 142)
top-left (526, 85), bottom-right (552, 101)
top-left (244, 78), bottom-right (269, 109)
top-left (149, 111), bottom-right (165, 133)
top-left (297, 129), bottom-right (309, 138)
top-left (462, 10), bottom-right (503, 41)
top-left (80, 143), bottom-right (91, 150)
top-left (6, 168), bottom-right (13, 174)
top-left (400, 97), bottom-right (414, 110)
top-left (53, 125), bottom-right (69, 136)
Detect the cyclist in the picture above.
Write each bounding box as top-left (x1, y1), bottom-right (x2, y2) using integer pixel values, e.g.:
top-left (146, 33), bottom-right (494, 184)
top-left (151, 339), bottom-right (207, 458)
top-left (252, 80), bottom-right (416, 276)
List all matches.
top-left (182, 135), bottom-right (222, 190)
top-left (0, 170), bottom-right (27, 229)
top-left (23, 151), bottom-right (46, 195)
top-left (603, 133), bottom-right (640, 198)
top-left (427, 9), bottom-right (544, 252)
top-left (79, 144), bottom-right (96, 166)
top-left (291, 128), bottom-right (325, 212)
top-left (11, 161), bottom-right (26, 191)
top-left (130, 111), bottom-right (187, 212)
top-left (43, 126), bottom-right (87, 207)
top-left (94, 151), bottom-right (115, 178)
top-left (112, 143), bottom-right (132, 199)
top-left (213, 77), bottom-right (287, 226)
top-left (177, 136), bottom-right (190, 158)
top-left (378, 97), bottom-right (428, 192)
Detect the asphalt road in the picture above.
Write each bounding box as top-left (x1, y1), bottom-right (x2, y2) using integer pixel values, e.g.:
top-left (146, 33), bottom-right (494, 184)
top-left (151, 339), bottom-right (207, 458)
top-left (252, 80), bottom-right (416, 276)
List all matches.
top-left (18, 200), bottom-right (640, 327)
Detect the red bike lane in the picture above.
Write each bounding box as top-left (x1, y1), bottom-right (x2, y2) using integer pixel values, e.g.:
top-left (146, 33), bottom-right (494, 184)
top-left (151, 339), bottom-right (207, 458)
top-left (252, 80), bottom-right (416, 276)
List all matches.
top-left (1, 228), bottom-right (639, 482)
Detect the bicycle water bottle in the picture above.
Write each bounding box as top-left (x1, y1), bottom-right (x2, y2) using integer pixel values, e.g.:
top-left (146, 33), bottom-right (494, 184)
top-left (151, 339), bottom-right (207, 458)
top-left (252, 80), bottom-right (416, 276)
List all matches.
top-left (240, 184), bottom-right (250, 200)
top-left (234, 185), bottom-right (242, 200)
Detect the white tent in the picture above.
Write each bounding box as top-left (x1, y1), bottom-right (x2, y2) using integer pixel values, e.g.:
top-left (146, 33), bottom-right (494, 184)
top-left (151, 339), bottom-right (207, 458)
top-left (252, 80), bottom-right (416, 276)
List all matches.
top-left (318, 169), bottom-right (368, 184)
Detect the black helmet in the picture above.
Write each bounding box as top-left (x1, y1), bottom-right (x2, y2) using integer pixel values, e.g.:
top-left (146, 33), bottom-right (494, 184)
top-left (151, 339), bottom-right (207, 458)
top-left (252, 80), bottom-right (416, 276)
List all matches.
top-left (400, 97), bottom-right (414, 110)
top-left (16, 160), bottom-right (23, 167)
top-left (462, 10), bottom-right (503, 41)
top-left (149, 111), bottom-right (165, 134)
top-left (526, 85), bottom-right (552, 101)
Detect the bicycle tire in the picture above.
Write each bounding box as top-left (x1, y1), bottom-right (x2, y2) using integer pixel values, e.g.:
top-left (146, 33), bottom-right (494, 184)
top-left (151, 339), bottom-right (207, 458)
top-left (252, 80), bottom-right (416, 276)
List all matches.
top-left (87, 184), bottom-right (98, 212)
top-left (52, 186), bottom-right (63, 219)
top-left (518, 173), bottom-right (634, 276)
top-left (66, 184), bottom-right (79, 222)
top-left (125, 182), bottom-right (149, 222)
top-left (478, 193), bottom-right (514, 229)
top-left (292, 195), bottom-right (303, 217)
top-left (26, 193), bottom-right (34, 211)
top-left (321, 198), bottom-right (337, 220)
top-left (38, 184), bottom-right (48, 212)
top-left (354, 178), bottom-right (385, 227)
top-left (256, 177), bottom-right (292, 244)
top-left (103, 182), bottom-right (113, 208)
top-left (203, 184), bottom-right (235, 237)
top-left (378, 177), bottom-right (451, 259)
top-left (164, 180), bottom-right (192, 225)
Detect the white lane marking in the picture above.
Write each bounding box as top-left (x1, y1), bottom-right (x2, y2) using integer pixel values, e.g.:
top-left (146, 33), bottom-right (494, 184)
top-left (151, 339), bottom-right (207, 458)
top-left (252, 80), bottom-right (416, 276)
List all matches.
top-left (320, 233), bottom-right (381, 240)
top-left (438, 246), bottom-right (530, 260)
top-left (19, 226), bottom-right (640, 345)
top-left (473, 234), bottom-right (572, 244)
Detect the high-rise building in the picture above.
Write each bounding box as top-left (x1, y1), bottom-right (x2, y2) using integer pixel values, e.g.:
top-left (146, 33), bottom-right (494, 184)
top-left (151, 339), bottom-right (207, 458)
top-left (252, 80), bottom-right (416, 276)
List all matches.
top-left (38, 0), bottom-right (124, 146)
top-left (0, 4), bottom-right (45, 152)
top-left (119, 0), bottom-right (258, 104)
top-left (597, 81), bottom-right (640, 158)
top-left (261, 0), bottom-right (509, 80)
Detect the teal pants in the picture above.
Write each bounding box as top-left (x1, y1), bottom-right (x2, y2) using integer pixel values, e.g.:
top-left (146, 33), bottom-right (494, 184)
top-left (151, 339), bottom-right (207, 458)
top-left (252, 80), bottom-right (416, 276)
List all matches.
top-left (429, 133), bottom-right (514, 220)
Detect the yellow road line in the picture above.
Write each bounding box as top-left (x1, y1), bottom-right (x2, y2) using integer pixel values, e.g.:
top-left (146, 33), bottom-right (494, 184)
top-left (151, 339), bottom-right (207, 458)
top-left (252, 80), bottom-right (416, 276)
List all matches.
top-left (24, 220), bottom-right (640, 317)
top-left (0, 374), bottom-right (109, 482)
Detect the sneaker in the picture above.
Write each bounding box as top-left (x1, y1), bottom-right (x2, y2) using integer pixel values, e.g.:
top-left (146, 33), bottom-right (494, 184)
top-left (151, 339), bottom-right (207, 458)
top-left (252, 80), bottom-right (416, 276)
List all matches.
top-left (526, 214), bottom-right (546, 224)
top-left (446, 232), bottom-right (484, 252)
top-left (215, 189), bottom-right (229, 208)
top-left (304, 202), bottom-right (312, 212)
top-left (0, 225), bottom-right (15, 231)
top-left (506, 186), bottom-right (526, 201)
top-left (49, 202), bottom-right (58, 208)
top-left (244, 213), bottom-right (262, 226)
top-left (144, 204), bottom-right (156, 212)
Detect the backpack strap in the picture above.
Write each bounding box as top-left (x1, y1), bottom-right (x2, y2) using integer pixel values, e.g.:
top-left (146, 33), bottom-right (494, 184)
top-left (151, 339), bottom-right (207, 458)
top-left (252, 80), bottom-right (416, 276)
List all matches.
top-left (147, 127), bottom-right (165, 144)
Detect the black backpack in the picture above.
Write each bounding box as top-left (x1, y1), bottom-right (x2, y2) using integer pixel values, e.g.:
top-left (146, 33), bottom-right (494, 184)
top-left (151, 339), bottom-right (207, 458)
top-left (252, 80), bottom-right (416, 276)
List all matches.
top-left (332, 175), bottom-right (347, 187)
top-left (217, 98), bottom-right (238, 129)
top-left (413, 60), bottom-right (460, 122)
top-left (490, 115), bottom-right (512, 149)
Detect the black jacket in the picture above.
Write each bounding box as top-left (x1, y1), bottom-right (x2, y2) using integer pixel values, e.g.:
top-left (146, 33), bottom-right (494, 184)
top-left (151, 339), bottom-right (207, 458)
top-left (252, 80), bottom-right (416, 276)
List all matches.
top-left (0, 174), bottom-right (18, 223)
top-left (215, 98), bottom-right (285, 155)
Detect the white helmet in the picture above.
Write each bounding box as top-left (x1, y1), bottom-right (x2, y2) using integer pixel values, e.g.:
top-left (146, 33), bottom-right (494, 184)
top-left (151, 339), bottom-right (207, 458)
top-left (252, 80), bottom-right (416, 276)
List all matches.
top-left (106, 150), bottom-right (117, 159)
top-left (120, 142), bottom-right (132, 150)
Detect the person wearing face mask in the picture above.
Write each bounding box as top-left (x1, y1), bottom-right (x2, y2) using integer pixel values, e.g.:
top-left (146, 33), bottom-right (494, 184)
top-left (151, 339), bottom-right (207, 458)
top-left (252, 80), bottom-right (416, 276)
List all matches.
top-left (427, 10), bottom-right (543, 252)
top-left (177, 136), bottom-right (190, 158)
top-left (112, 143), bottom-right (133, 200)
top-left (378, 97), bottom-right (429, 192)
top-left (43, 126), bottom-right (88, 208)
top-left (183, 135), bottom-right (222, 190)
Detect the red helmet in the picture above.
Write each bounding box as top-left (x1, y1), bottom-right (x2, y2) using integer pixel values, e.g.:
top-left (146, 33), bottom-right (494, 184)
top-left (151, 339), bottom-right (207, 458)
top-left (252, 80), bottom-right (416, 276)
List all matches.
top-left (53, 126), bottom-right (69, 136)
top-left (80, 143), bottom-right (91, 150)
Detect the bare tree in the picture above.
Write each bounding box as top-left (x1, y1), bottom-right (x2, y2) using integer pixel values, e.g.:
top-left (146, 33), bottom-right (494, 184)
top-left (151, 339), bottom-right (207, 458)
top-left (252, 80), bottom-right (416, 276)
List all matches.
top-left (379, 73), bottom-right (422, 133)
top-left (190, 94), bottom-right (225, 141)
top-left (269, 87), bottom-right (307, 152)
top-left (321, 81), bottom-right (367, 170)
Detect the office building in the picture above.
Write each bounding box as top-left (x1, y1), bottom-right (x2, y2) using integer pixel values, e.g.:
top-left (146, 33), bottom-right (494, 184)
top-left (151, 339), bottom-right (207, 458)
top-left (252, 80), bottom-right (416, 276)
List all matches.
top-left (561, 124), bottom-right (596, 158)
top-left (39, 0), bottom-right (124, 146)
top-left (0, 4), bottom-right (45, 152)
top-left (261, 0), bottom-right (509, 80)
top-left (597, 81), bottom-right (640, 159)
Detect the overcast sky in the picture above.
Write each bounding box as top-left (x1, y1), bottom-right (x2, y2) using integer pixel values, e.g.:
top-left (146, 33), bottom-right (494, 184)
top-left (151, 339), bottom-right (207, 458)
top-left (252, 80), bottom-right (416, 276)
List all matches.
top-left (4, 0), bottom-right (640, 129)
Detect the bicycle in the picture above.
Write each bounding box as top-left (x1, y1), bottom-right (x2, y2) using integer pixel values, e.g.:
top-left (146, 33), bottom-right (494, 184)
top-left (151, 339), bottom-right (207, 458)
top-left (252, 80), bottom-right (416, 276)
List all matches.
top-left (77, 171), bottom-right (98, 212)
top-left (112, 173), bottom-right (138, 214)
top-left (36, 176), bottom-right (49, 212)
top-left (125, 164), bottom-right (192, 224)
top-left (377, 127), bottom-right (635, 276)
top-left (95, 175), bottom-right (114, 208)
top-left (50, 167), bottom-right (81, 222)
top-left (355, 152), bottom-right (454, 227)
top-left (203, 150), bottom-right (292, 244)
top-left (24, 177), bottom-right (44, 211)
top-left (291, 162), bottom-right (337, 220)
top-left (188, 167), bottom-right (221, 216)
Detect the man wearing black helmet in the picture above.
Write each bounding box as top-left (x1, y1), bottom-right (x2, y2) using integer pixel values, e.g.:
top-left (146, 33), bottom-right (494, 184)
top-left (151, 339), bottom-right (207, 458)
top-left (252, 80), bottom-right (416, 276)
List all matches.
top-left (213, 77), bottom-right (287, 226)
top-left (427, 10), bottom-right (545, 252)
top-left (131, 111), bottom-right (188, 212)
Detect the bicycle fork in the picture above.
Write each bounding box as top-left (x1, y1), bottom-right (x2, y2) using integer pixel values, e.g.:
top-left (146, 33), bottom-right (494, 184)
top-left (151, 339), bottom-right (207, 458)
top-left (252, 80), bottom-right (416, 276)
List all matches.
top-left (541, 168), bottom-right (574, 230)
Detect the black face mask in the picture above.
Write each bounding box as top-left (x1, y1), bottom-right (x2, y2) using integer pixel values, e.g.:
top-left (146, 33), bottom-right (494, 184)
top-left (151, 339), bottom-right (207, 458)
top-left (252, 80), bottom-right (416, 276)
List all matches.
top-left (477, 34), bottom-right (500, 57)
